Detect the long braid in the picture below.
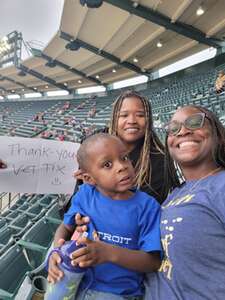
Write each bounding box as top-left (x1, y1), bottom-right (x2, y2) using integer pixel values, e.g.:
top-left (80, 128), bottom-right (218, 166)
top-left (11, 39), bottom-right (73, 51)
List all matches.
top-left (109, 90), bottom-right (165, 189)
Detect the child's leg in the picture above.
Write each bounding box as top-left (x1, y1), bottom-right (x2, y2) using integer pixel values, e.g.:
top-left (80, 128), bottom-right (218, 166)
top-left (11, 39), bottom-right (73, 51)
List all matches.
top-left (75, 289), bottom-right (143, 300)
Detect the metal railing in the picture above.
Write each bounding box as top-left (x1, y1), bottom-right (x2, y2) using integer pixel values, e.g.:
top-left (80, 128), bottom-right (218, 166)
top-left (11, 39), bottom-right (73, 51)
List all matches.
top-left (0, 192), bottom-right (20, 213)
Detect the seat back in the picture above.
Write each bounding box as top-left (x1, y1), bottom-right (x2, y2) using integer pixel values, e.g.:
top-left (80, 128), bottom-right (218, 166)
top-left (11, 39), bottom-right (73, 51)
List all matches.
top-left (0, 245), bottom-right (32, 299)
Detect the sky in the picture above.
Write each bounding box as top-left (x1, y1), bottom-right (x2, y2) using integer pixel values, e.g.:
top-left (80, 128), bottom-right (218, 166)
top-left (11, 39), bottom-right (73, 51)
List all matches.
top-left (0, 0), bottom-right (64, 59)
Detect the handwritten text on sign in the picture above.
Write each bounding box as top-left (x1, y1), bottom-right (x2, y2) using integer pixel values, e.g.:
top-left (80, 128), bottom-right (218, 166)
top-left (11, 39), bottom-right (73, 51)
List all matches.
top-left (0, 137), bottom-right (80, 194)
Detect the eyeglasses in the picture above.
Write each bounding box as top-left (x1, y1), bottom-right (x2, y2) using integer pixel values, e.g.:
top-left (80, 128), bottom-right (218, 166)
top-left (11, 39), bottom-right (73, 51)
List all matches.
top-left (165, 112), bottom-right (209, 136)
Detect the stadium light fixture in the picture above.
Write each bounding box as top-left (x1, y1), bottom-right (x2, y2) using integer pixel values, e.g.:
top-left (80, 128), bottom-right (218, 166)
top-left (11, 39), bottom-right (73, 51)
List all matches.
top-left (18, 71), bottom-right (26, 77)
top-left (95, 75), bottom-right (100, 79)
top-left (112, 68), bottom-right (117, 73)
top-left (157, 40), bottom-right (163, 48)
top-left (45, 85), bottom-right (49, 89)
top-left (78, 80), bottom-right (83, 84)
top-left (45, 60), bottom-right (57, 68)
top-left (64, 82), bottom-right (68, 86)
top-left (133, 57), bottom-right (138, 63)
top-left (80, 0), bottom-right (103, 8)
top-left (196, 6), bottom-right (205, 16)
top-left (65, 40), bottom-right (81, 51)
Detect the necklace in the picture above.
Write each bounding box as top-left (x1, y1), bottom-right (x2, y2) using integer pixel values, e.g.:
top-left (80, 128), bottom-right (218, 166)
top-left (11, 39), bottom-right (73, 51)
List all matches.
top-left (170, 166), bottom-right (223, 201)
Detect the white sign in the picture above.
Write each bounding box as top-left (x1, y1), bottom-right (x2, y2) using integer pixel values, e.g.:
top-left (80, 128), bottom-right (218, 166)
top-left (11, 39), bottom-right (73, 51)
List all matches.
top-left (0, 136), bottom-right (80, 194)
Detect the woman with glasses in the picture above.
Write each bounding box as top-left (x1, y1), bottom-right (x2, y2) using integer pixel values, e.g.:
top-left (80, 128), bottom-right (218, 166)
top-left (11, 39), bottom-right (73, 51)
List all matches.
top-left (145, 105), bottom-right (225, 300)
top-left (48, 90), bottom-right (180, 285)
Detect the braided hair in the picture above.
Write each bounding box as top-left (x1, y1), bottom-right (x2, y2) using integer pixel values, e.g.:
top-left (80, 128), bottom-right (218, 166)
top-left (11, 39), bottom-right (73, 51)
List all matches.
top-left (109, 90), bottom-right (170, 192)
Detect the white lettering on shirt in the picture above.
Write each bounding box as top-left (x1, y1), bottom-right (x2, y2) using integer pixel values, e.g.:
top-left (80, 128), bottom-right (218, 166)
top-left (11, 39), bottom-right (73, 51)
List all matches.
top-left (98, 231), bottom-right (132, 245)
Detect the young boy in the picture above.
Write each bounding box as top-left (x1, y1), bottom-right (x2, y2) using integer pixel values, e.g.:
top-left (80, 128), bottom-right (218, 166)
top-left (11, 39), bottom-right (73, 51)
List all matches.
top-left (48, 133), bottom-right (162, 299)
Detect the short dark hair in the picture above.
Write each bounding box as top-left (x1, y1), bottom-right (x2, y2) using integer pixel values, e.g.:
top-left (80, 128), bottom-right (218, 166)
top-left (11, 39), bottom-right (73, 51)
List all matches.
top-left (77, 132), bottom-right (121, 171)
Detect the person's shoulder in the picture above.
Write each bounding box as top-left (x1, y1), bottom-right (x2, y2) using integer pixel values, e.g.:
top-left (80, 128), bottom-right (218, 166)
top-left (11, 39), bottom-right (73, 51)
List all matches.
top-left (71, 184), bottom-right (96, 204)
top-left (79, 183), bottom-right (96, 192)
top-left (209, 170), bottom-right (225, 190)
top-left (135, 189), bottom-right (160, 208)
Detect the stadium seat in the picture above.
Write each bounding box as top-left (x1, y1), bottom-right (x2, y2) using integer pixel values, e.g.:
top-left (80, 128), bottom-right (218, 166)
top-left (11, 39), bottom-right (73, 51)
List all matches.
top-left (0, 244), bottom-right (33, 299)
top-left (0, 227), bottom-right (20, 256)
top-left (17, 218), bottom-right (59, 268)
top-left (4, 209), bottom-right (21, 221)
top-left (0, 218), bottom-right (8, 231)
top-left (24, 203), bottom-right (47, 221)
top-left (38, 195), bottom-right (57, 208)
top-left (9, 213), bottom-right (33, 235)
top-left (45, 203), bottom-right (62, 224)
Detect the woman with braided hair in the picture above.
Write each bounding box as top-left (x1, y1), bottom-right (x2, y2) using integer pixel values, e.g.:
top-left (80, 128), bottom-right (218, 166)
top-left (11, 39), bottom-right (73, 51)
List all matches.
top-left (49, 90), bottom-right (179, 285)
top-left (108, 90), bottom-right (179, 203)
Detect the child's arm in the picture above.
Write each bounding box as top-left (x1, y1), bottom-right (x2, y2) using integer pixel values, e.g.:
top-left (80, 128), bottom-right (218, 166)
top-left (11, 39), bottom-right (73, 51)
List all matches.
top-left (47, 223), bottom-right (74, 283)
top-left (53, 223), bottom-right (74, 247)
top-left (71, 237), bottom-right (161, 272)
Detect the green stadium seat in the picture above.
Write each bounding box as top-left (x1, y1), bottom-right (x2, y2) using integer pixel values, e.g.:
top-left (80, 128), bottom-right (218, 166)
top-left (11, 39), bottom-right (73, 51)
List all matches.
top-left (0, 227), bottom-right (19, 256)
top-left (1, 209), bottom-right (15, 218)
top-left (0, 245), bottom-right (33, 299)
top-left (0, 218), bottom-right (8, 231)
top-left (24, 203), bottom-right (46, 221)
top-left (9, 213), bottom-right (33, 236)
top-left (38, 195), bottom-right (57, 208)
top-left (17, 202), bottom-right (30, 212)
top-left (45, 203), bottom-right (62, 224)
top-left (17, 218), bottom-right (59, 268)
top-left (4, 210), bottom-right (21, 221)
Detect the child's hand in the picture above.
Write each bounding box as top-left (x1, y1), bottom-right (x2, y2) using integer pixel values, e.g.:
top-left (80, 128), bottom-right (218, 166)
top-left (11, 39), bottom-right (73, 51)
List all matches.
top-left (47, 239), bottom-right (65, 284)
top-left (70, 237), bottom-right (110, 268)
top-left (74, 213), bottom-right (90, 237)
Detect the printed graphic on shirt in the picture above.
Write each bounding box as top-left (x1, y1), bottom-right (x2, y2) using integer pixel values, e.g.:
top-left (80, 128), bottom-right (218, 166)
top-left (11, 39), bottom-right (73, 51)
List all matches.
top-left (162, 194), bottom-right (194, 208)
top-left (159, 216), bottom-right (183, 280)
top-left (159, 189), bottom-right (194, 280)
top-left (98, 231), bottom-right (132, 245)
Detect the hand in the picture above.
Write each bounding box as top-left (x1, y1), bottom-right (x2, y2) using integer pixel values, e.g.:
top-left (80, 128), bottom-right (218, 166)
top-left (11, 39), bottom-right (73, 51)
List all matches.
top-left (47, 239), bottom-right (65, 284)
top-left (74, 213), bottom-right (90, 236)
top-left (74, 213), bottom-right (98, 240)
top-left (70, 237), bottom-right (110, 268)
top-left (0, 160), bottom-right (7, 169)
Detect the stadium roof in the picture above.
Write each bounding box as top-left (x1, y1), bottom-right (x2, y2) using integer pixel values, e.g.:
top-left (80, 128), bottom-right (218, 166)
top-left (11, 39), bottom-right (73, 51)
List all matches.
top-left (0, 0), bottom-right (225, 96)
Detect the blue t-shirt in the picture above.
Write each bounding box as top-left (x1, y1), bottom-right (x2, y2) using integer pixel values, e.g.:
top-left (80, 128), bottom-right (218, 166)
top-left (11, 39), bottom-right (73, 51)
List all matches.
top-left (145, 170), bottom-right (225, 300)
top-left (64, 184), bottom-right (161, 296)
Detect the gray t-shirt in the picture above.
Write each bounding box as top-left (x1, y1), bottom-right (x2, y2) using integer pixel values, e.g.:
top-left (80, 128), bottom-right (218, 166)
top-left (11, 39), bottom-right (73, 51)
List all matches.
top-left (145, 170), bottom-right (225, 300)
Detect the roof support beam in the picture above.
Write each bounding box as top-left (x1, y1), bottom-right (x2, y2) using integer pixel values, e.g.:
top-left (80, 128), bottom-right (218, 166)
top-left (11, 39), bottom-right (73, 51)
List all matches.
top-left (0, 86), bottom-right (8, 93)
top-left (17, 65), bottom-right (73, 93)
top-left (31, 48), bottom-right (104, 86)
top-left (104, 0), bottom-right (223, 48)
top-left (60, 31), bottom-right (151, 77)
top-left (1, 76), bottom-right (37, 93)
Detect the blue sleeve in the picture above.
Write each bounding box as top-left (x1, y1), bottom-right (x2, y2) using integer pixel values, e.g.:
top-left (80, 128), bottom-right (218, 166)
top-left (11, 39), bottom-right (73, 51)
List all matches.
top-left (63, 184), bottom-right (89, 226)
top-left (138, 197), bottom-right (162, 254)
